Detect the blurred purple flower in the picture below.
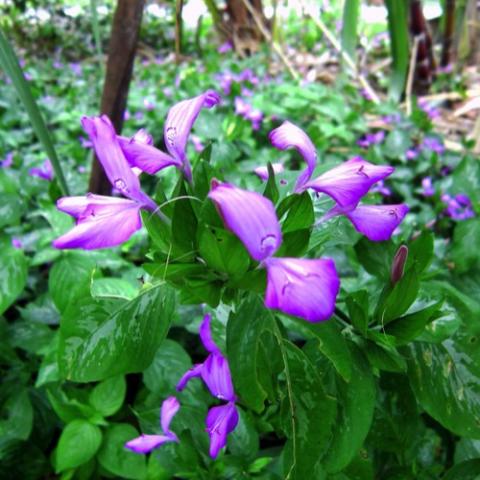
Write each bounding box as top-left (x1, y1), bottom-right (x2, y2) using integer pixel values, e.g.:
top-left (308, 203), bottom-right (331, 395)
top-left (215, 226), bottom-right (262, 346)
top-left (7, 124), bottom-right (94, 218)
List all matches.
top-left (234, 97), bottom-right (251, 116)
top-left (218, 40), bottom-right (233, 54)
top-left (79, 135), bottom-right (93, 149)
top-left (1, 152), bottom-right (13, 168)
top-left (382, 113), bottom-right (402, 124)
top-left (29, 159), bottom-right (53, 181)
top-left (143, 98), bottom-right (155, 111)
top-left (422, 177), bottom-right (435, 197)
top-left (254, 162), bottom-right (284, 181)
top-left (406, 148), bottom-right (419, 160)
top-left (357, 131), bottom-right (385, 148)
top-left (190, 134), bottom-right (204, 152)
top-left (422, 136), bottom-right (444, 154)
top-left (134, 111), bottom-right (144, 121)
top-left (53, 60), bottom-right (63, 70)
top-left (125, 397), bottom-right (180, 454)
top-left (11, 237), bottom-right (22, 249)
top-left (69, 62), bottom-right (82, 76)
top-left (123, 110), bottom-right (131, 121)
top-left (418, 100), bottom-right (440, 119)
top-left (443, 193), bottom-right (475, 220)
top-left (371, 179), bottom-right (392, 197)
top-left (163, 87), bottom-right (173, 98)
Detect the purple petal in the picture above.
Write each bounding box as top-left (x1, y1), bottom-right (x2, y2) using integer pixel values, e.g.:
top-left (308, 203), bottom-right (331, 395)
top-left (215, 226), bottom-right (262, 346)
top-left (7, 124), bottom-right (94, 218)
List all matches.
top-left (125, 434), bottom-right (174, 454)
top-left (81, 115), bottom-right (154, 208)
top-left (164, 90), bottom-right (220, 180)
top-left (1, 152), bottom-right (13, 168)
top-left (208, 181), bottom-right (282, 261)
top-left (235, 97), bottom-right (251, 116)
top-left (264, 257), bottom-right (340, 322)
top-left (176, 363), bottom-right (203, 391)
top-left (205, 402), bottom-right (239, 459)
top-left (199, 314), bottom-right (221, 354)
top-left (117, 135), bottom-right (181, 175)
top-left (160, 396), bottom-right (180, 436)
top-left (268, 121), bottom-right (317, 192)
top-left (304, 157), bottom-right (394, 207)
top-left (341, 204), bottom-right (409, 241)
top-left (254, 163), bottom-right (284, 181)
top-left (201, 353), bottom-right (236, 402)
top-left (53, 196), bottom-right (142, 250)
top-left (29, 159), bottom-right (53, 181)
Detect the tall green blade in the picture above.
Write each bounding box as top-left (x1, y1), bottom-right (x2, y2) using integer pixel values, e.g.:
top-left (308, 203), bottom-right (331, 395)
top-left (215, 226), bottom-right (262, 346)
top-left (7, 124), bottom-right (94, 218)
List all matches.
top-left (0, 28), bottom-right (69, 195)
top-left (90, 0), bottom-right (102, 57)
top-left (341, 0), bottom-right (360, 61)
top-left (385, 0), bottom-right (410, 101)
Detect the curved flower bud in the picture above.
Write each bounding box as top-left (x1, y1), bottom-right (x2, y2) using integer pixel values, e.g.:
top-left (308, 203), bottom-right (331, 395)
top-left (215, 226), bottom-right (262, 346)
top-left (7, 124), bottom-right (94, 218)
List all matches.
top-left (264, 257), bottom-right (340, 322)
top-left (326, 203), bottom-right (409, 242)
top-left (176, 364), bottom-right (203, 391)
top-left (125, 396), bottom-right (179, 454)
top-left (164, 90), bottom-right (221, 180)
top-left (53, 195), bottom-right (142, 250)
top-left (304, 157), bottom-right (394, 207)
top-left (208, 181), bottom-right (282, 262)
top-left (206, 402), bottom-right (239, 459)
top-left (81, 115), bottom-right (154, 208)
top-left (268, 121), bottom-right (317, 192)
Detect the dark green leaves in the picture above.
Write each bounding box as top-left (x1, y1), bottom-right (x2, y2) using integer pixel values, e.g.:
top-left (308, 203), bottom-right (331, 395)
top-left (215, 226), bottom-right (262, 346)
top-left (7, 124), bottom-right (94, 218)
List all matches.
top-left (59, 285), bottom-right (175, 382)
top-left (0, 238), bottom-right (28, 315)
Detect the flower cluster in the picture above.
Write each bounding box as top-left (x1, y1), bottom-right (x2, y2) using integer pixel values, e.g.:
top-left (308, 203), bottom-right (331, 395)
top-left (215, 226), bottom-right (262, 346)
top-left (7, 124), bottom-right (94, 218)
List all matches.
top-left (125, 314), bottom-right (239, 459)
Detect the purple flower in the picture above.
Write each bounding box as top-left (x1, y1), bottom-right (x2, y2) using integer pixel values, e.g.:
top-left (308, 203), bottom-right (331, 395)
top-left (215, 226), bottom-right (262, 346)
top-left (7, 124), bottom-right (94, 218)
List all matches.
top-left (218, 72), bottom-right (234, 95)
top-left (69, 62), bottom-right (82, 76)
top-left (406, 148), bottom-right (419, 160)
top-left (246, 108), bottom-right (263, 130)
top-left (264, 257), bottom-right (340, 322)
top-left (52, 194), bottom-right (144, 249)
top-left (1, 152), bottom-right (13, 168)
top-left (254, 162), bottom-right (284, 181)
top-left (234, 97), bottom-right (251, 116)
top-left (324, 203), bottom-right (409, 242)
top-left (303, 156), bottom-right (394, 207)
top-left (11, 237), bottom-right (22, 249)
top-left (443, 193), bottom-right (475, 220)
top-left (79, 135), bottom-right (93, 149)
top-left (422, 177), bottom-right (435, 196)
top-left (422, 136), bottom-right (444, 154)
top-left (382, 113), bottom-right (402, 124)
top-left (208, 181), bottom-right (282, 261)
top-left (81, 115), bottom-right (154, 207)
top-left (190, 134), bottom-right (204, 152)
top-left (143, 98), bottom-right (155, 111)
top-left (218, 40), bottom-right (233, 54)
top-left (418, 100), bottom-right (440, 119)
top-left (357, 131), bottom-right (385, 148)
top-left (177, 314), bottom-right (239, 458)
top-left (29, 159), bottom-right (53, 181)
top-left (206, 402), bottom-right (239, 458)
top-left (269, 121), bottom-right (317, 192)
top-left (125, 397), bottom-right (180, 454)
top-left (371, 180), bottom-right (392, 197)
top-left (164, 90), bottom-right (220, 180)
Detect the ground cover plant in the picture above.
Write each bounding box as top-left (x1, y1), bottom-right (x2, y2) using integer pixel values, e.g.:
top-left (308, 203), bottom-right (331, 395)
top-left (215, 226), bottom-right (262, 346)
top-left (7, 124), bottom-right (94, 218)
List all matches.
top-left (1, 1), bottom-right (480, 479)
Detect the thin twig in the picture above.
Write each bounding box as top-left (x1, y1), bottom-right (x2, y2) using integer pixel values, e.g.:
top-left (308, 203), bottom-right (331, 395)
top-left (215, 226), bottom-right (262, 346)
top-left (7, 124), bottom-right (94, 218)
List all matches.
top-left (240, 0), bottom-right (300, 81)
top-left (406, 36), bottom-right (420, 116)
top-left (299, 1), bottom-right (381, 104)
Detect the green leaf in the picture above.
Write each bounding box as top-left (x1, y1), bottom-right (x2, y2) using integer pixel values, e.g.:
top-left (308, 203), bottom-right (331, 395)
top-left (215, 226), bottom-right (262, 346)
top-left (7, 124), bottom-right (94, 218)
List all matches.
top-left (324, 347), bottom-right (375, 473)
top-left (227, 295), bottom-right (276, 413)
top-left (282, 341), bottom-right (337, 479)
top-left (384, 0), bottom-right (409, 101)
top-left (197, 225), bottom-right (250, 277)
top-left (171, 180), bottom-right (198, 258)
top-left (0, 192), bottom-right (24, 228)
top-left (407, 230), bottom-right (434, 274)
top-left (450, 218), bottom-right (480, 273)
top-left (375, 267), bottom-right (420, 324)
top-left (407, 342), bottom-right (480, 438)
top-left (346, 291), bottom-right (369, 336)
top-left (89, 375), bottom-right (126, 417)
top-left (55, 420), bottom-right (102, 473)
top-left (278, 192), bottom-right (314, 233)
top-left (443, 460), bottom-right (480, 480)
top-left (97, 424), bottom-right (147, 480)
top-left (91, 278), bottom-right (138, 300)
top-left (354, 237), bottom-right (397, 281)
top-left (341, 0), bottom-right (360, 61)
top-left (228, 408), bottom-right (259, 462)
top-left (0, 388), bottom-right (33, 441)
top-left (59, 285), bottom-right (175, 382)
top-left (263, 162), bottom-right (279, 204)
top-left (0, 239), bottom-right (28, 315)
top-left (48, 253), bottom-right (96, 313)
top-left (385, 301), bottom-right (443, 345)
top-left (0, 28), bottom-right (69, 194)
top-left (46, 385), bottom-right (97, 424)
top-left (299, 320), bottom-right (352, 382)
